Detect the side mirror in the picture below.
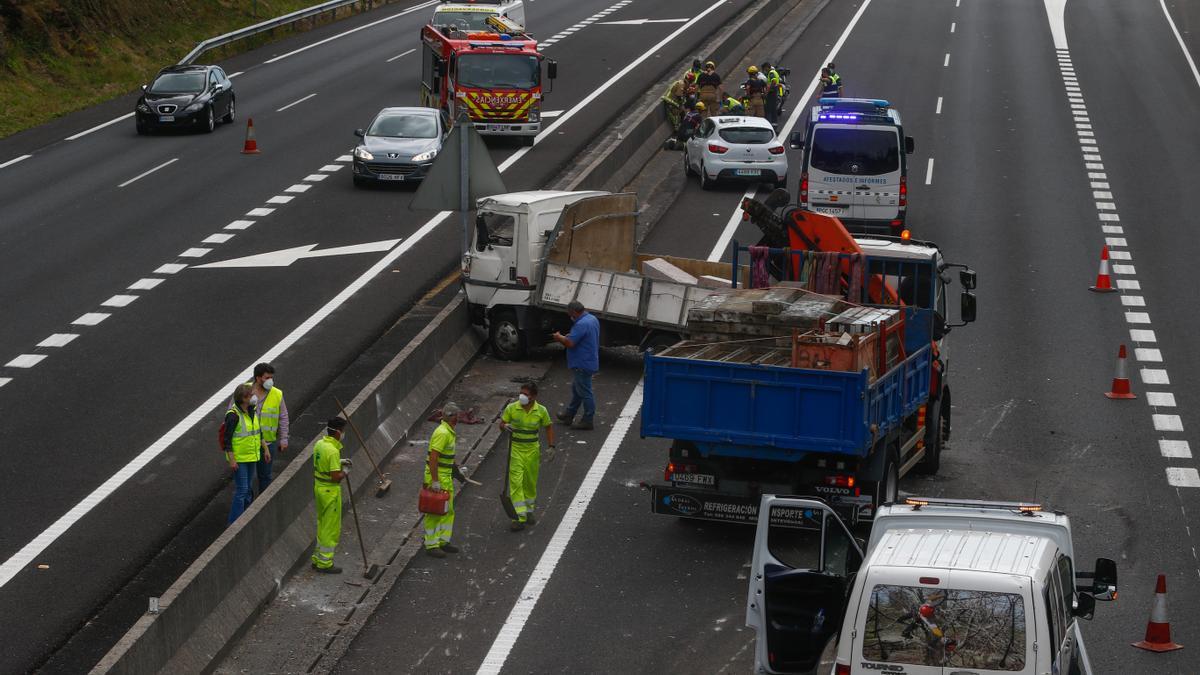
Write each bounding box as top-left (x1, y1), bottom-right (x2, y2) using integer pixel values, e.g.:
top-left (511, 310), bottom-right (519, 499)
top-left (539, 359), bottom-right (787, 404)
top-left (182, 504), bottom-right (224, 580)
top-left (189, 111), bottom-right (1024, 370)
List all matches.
top-left (213, 83), bottom-right (224, 92)
top-left (141, 84), bottom-right (148, 93)
top-left (959, 268), bottom-right (977, 289)
top-left (905, 136), bottom-right (915, 154)
top-left (547, 60), bottom-right (558, 80)
top-left (788, 130), bottom-right (805, 150)
top-left (960, 291), bottom-right (977, 323)
top-left (1091, 558), bottom-right (1118, 601)
top-left (354, 129), bottom-right (365, 138)
top-left (1073, 592), bottom-right (1096, 620)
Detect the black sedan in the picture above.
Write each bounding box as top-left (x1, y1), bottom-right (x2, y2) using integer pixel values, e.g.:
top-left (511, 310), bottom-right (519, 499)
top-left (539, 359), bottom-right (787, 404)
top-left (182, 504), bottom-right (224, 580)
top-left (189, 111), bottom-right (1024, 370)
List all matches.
top-left (135, 65), bottom-right (235, 134)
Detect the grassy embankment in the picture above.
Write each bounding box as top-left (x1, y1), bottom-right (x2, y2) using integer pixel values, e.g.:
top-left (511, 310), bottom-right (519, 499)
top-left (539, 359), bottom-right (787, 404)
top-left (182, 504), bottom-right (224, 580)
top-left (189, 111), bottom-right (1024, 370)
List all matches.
top-left (0, 0), bottom-right (366, 138)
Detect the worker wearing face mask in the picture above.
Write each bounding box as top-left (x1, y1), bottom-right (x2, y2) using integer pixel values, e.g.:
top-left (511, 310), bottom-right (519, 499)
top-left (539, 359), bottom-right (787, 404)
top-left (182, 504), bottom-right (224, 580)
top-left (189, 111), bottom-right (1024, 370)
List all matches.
top-left (246, 362), bottom-right (290, 495)
top-left (499, 382), bottom-right (555, 531)
top-left (224, 383), bottom-right (269, 524)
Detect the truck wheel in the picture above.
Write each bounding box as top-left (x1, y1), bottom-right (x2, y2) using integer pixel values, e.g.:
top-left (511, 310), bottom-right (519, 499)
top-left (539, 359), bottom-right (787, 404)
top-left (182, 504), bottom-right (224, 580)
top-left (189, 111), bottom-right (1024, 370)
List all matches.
top-left (877, 449), bottom-right (899, 506)
top-left (521, 135), bottom-right (535, 147)
top-left (914, 406), bottom-right (943, 475)
top-left (489, 310), bottom-right (527, 360)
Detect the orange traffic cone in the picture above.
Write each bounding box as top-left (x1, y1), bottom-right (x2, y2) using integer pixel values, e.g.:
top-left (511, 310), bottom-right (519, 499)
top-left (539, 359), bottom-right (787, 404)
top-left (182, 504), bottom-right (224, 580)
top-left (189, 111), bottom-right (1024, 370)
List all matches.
top-left (1133, 574), bottom-right (1183, 652)
top-left (1089, 246), bottom-right (1117, 293)
top-left (1105, 345), bottom-right (1136, 399)
top-left (241, 117), bottom-right (261, 154)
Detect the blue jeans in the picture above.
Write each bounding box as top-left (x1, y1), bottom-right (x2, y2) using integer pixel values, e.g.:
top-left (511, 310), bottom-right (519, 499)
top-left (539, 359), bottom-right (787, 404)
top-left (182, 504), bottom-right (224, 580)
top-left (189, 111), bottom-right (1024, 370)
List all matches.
top-left (256, 441), bottom-right (278, 495)
top-left (228, 462), bottom-right (255, 524)
top-left (567, 369), bottom-right (596, 419)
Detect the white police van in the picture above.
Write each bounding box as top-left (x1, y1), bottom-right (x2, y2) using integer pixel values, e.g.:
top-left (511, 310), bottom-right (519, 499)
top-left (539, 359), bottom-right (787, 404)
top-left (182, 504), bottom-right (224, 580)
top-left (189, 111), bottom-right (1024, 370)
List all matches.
top-left (789, 99), bottom-right (914, 235)
top-left (746, 496), bottom-right (1118, 675)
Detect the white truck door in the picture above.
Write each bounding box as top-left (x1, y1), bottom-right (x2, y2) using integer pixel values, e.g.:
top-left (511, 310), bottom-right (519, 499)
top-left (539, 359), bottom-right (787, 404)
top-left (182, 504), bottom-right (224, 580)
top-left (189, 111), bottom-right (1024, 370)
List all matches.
top-left (746, 496), bottom-right (863, 674)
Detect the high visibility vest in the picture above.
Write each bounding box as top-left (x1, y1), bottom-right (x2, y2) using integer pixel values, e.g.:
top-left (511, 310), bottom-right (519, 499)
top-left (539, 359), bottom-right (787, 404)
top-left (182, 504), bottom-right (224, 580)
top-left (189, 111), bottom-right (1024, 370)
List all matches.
top-left (313, 435), bottom-right (343, 486)
top-left (227, 407), bottom-right (262, 463)
top-left (424, 421), bottom-right (457, 486)
top-left (502, 401), bottom-right (550, 450)
top-left (238, 383), bottom-right (283, 442)
top-left (724, 97), bottom-right (744, 113)
top-left (767, 69), bottom-right (782, 96)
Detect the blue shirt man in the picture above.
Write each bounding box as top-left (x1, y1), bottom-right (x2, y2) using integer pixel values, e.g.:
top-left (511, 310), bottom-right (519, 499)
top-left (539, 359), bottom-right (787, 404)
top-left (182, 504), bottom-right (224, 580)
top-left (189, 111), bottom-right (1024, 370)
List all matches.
top-left (552, 301), bottom-right (599, 430)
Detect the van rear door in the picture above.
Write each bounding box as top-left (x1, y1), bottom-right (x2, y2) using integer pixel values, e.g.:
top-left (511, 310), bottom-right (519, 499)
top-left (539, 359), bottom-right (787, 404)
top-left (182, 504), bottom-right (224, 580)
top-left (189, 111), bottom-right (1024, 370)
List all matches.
top-left (747, 496), bottom-right (863, 674)
top-left (807, 125), bottom-right (902, 223)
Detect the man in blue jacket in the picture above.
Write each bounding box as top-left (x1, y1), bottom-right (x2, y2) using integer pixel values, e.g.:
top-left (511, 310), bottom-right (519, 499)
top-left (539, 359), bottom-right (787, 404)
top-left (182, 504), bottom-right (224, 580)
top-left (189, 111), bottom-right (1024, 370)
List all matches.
top-left (552, 301), bottom-right (600, 430)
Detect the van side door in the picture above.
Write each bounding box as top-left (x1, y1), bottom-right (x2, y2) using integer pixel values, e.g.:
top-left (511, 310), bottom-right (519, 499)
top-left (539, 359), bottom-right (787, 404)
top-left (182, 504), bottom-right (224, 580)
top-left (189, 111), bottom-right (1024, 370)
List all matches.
top-left (747, 496), bottom-right (864, 674)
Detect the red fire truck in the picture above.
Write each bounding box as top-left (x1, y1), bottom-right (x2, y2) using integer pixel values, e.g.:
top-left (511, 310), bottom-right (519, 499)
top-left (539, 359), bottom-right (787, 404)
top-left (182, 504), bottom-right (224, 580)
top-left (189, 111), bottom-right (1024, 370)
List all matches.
top-left (419, 15), bottom-right (557, 145)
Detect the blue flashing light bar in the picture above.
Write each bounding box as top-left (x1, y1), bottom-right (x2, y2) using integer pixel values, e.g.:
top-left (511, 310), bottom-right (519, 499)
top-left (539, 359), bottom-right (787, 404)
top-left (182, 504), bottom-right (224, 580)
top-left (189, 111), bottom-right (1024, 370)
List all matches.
top-left (818, 97), bottom-right (891, 108)
top-left (818, 112), bottom-right (860, 121)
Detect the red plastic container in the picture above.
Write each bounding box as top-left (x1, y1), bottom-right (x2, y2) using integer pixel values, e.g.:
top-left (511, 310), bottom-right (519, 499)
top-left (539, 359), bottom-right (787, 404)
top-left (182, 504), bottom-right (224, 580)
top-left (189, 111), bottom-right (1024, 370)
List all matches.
top-left (418, 486), bottom-right (449, 515)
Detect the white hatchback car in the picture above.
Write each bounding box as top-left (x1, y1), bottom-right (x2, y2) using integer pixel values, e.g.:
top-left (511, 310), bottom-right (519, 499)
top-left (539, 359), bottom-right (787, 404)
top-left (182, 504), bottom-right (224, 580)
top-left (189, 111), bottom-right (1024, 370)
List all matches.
top-left (684, 116), bottom-right (787, 190)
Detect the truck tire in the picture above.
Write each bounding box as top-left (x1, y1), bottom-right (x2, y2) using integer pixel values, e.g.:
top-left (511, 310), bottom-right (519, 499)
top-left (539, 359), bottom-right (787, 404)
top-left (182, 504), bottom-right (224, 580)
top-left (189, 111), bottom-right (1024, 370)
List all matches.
top-left (877, 448), bottom-right (900, 507)
top-left (489, 309), bottom-right (527, 360)
top-left (914, 403), bottom-right (943, 475)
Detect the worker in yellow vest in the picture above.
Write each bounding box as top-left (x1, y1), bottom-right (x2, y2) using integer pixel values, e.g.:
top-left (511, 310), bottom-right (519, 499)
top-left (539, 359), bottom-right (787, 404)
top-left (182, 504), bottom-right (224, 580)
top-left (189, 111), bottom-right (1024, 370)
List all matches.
top-left (311, 417), bottom-right (349, 574)
top-left (499, 382), bottom-right (555, 531)
top-left (424, 403), bottom-right (463, 558)
top-left (246, 362), bottom-right (290, 496)
top-left (223, 384), bottom-right (269, 524)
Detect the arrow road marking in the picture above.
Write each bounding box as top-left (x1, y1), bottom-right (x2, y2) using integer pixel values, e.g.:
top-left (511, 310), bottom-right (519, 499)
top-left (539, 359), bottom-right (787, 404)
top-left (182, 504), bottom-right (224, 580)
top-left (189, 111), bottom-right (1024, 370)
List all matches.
top-left (195, 239), bottom-right (402, 268)
top-left (597, 18), bottom-right (690, 25)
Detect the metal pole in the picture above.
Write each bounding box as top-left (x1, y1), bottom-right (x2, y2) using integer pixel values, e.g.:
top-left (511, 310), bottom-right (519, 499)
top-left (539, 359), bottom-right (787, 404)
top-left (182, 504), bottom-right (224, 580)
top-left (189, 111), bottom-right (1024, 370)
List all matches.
top-left (459, 111), bottom-right (470, 256)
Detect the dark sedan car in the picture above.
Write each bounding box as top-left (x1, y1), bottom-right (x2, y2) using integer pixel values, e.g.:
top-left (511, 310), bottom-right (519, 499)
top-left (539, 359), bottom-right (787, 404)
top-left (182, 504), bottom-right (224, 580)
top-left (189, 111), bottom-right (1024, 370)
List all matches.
top-left (352, 107), bottom-right (446, 186)
top-left (135, 65), bottom-right (235, 134)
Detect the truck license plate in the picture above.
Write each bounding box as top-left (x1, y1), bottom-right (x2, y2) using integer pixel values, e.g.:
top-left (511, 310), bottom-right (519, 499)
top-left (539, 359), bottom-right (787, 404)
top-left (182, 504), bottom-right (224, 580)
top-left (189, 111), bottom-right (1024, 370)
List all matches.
top-left (488, 124), bottom-right (504, 132)
top-left (672, 472), bottom-right (716, 487)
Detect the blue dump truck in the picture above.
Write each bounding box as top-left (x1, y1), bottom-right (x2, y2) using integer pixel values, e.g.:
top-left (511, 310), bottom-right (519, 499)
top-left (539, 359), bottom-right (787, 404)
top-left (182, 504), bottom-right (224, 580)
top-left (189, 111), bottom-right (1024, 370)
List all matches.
top-left (645, 198), bottom-right (977, 526)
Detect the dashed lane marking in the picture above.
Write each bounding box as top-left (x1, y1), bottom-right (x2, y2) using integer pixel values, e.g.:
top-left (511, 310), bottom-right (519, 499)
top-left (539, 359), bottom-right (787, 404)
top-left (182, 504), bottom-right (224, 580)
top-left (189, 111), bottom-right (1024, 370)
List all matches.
top-left (6, 354), bottom-right (47, 368)
top-left (267, 195), bottom-right (294, 204)
top-left (179, 248), bottom-right (212, 258)
top-left (72, 313), bottom-right (109, 326)
top-left (276, 93), bottom-right (317, 112)
top-left (1141, 369), bottom-right (1170, 385)
top-left (0, 154), bottom-right (32, 169)
top-left (1147, 392), bottom-right (1177, 407)
top-left (386, 48), bottom-right (416, 63)
top-left (1154, 414), bottom-right (1185, 432)
top-left (263, 0), bottom-right (438, 64)
top-left (1130, 329), bottom-right (1156, 342)
top-left (1162, 441), bottom-right (1192, 458)
top-left (37, 334), bottom-right (78, 348)
top-left (1167, 468), bottom-right (1200, 488)
top-left (155, 264), bottom-right (187, 274)
top-left (203, 233), bottom-right (234, 244)
top-left (304, 174), bottom-right (329, 182)
top-left (936, 97), bottom-right (943, 114)
top-left (247, 207), bottom-right (275, 217)
top-left (128, 278), bottom-right (164, 291)
top-left (225, 220), bottom-right (254, 230)
top-left (118, 158), bottom-right (178, 188)
top-left (101, 295), bottom-right (138, 308)
top-left (285, 183), bottom-right (312, 193)
top-left (925, 158), bottom-right (935, 185)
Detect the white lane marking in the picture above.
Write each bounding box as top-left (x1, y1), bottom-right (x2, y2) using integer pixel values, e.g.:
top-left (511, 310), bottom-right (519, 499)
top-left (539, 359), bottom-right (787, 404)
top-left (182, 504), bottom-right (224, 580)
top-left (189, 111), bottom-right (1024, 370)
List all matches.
top-left (708, 187), bottom-right (759, 261)
top-left (1112, 263), bottom-right (1136, 275)
top-left (128, 278), bottom-right (164, 291)
top-left (596, 18), bottom-right (691, 26)
top-left (1103, 225), bottom-right (1123, 234)
top-left (1089, 172), bottom-right (1107, 179)
top-left (336, 155), bottom-right (353, 162)
top-left (386, 48), bottom-right (416, 63)
top-left (1135, 347), bottom-right (1162, 361)
top-left (936, 97), bottom-right (943, 114)
top-left (1147, 392), bottom-right (1177, 407)
top-left (37, 334), bottom-right (78, 348)
top-left (225, 220), bottom-right (255, 230)
top-left (0, 154), bottom-right (32, 169)
top-left (1080, 138), bottom-right (1097, 146)
top-left (304, 173), bottom-right (329, 182)
top-left (1161, 440), bottom-right (1192, 458)
top-left (1121, 295), bottom-right (1146, 307)
top-left (925, 158), bottom-right (935, 185)
top-left (155, 263), bottom-right (187, 274)
top-left (179, 248), bottom-right (212, 258)
top-left (944, 53), bottom-right (950, 67)
top-left (1116, 279), bottom-right (1140, 290)
top-left (1130, 329), bottom-right (1156, 342)
top-left (65, 112), bottom-right (135, 141)
top-left (6, 354), bottom-right (46, 368)
top-left (228, 71), bottom-right (244, 78)
top-left (101, 294), bottom-right (138, 308)
top-left (203, 233), bottom-right (234, 244)
top-left (1141, 368), bottom-right (1170, 384)
top-left (0, 378), bottom-right (10, 388)
top-left (1096, 201), bottom-right (1116, 211)
top-left (196, 239), bottom-right (402, 269)
top-left (1167, 467), bottom-right (1200, 488)
top-left (118, 158), bottom-right (178, 188)
top-left (1099, 213), bottom-right (1119, 221)
top-left (497, 0), bottom-right (732, 173)
top-left (267, 195), bottom-right (294, 204)
top-left (1084, 154), bottom-right (1103, 162)
top-left (1091, 181), bottom-right (1108, 188)
top-left (951, 21), bottom-right (956, 32)
top-left (1086, 162), bottom-right (1104, 170)
top-left (264, 0), bottom-right (438, 64)
top-left (956, 0), bottom-right (960, 7)
top-left (1159, 0), bottom-right (1200, 91)
top-left (285, 183), bottom-right (312, 193)
top-left (1108, 249), bottom-right (1131, 260)
top-left (321, 164), bottom-right (345, 172)
top-left (1105, 237), bottom-right (1126, 246)
top-left (477, 382), bottom-right (644, 674)
top-left (276, 93), bottom-right (317, 112)
top-left (1125, 312), bottom-right (1151, 324)
top-left (72, 313), bottom-right (110, 326)
top-left (708, 0), bottom-right (878, 262)
top-left (247, 207), bottom-right (275, 217)
top-left (0, 209), bottom-right (447, 590)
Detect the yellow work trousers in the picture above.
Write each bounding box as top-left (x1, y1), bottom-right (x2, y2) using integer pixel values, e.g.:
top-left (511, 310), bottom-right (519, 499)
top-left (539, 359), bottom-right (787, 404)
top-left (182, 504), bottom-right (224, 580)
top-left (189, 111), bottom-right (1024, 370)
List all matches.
top-left (508, 445), bottom-right (541, 523)
top-left (312, 484), bottom-right (342, 569)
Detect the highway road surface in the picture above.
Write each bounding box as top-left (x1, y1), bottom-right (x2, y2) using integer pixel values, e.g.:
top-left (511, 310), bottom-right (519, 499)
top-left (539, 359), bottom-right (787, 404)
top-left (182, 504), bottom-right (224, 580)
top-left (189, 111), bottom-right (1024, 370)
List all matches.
top-left (333, 0), bottom-right (1200, 673)
top-left (0, 0), bottom-right (752, 670)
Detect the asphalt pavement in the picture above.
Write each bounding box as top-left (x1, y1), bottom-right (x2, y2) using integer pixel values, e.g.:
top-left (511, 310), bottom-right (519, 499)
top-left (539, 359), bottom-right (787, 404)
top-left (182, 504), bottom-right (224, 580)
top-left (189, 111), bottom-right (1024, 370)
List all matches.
top-left (0, 0), bottom-right (753, 670)
top-left (334, 0), bottom-right (1200, 673)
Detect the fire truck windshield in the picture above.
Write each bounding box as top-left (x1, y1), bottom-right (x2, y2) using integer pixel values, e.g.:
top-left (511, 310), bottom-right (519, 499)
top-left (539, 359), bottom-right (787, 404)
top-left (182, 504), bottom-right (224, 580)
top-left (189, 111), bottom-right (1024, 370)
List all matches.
top-left (457, 54), bottom-right (539, 90)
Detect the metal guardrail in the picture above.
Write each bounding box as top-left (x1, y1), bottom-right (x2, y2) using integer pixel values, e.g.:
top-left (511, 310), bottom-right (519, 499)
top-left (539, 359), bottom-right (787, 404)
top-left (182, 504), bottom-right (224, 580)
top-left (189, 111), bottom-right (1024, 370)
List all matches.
top-left (178, 0), bottom-right (379, 65)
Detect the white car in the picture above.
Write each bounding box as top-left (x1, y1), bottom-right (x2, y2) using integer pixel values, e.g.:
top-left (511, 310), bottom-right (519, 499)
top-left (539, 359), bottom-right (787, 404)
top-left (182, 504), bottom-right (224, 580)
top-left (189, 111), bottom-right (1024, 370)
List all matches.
top-left (684, 116), bottom-right (787, 190)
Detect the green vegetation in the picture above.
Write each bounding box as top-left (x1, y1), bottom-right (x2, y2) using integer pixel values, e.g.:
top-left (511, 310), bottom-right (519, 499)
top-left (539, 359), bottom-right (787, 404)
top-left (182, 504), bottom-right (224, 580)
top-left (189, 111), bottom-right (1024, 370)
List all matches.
top-left (0, 0), bottom-right (370, 138)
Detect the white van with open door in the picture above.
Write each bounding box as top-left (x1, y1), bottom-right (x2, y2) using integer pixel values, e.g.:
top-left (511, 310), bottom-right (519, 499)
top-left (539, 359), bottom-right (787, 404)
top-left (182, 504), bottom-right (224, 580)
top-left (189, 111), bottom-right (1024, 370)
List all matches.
top-left (789, 99), bottom-right (913, 236)
top-left (747, 496), bottom-right (1118, 675)
top-left (432, 0), bottom-right (526, 32)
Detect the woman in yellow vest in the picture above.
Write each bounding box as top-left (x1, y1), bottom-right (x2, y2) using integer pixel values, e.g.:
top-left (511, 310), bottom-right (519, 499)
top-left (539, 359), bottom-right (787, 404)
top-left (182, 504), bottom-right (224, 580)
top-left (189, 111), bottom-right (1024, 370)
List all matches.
top-left (224, 384), bottom-right (269, 524)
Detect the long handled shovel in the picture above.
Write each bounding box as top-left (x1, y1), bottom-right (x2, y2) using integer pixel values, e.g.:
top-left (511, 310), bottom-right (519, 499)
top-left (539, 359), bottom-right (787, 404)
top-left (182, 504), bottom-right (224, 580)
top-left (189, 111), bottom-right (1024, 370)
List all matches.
top-left (333, 396), bottom-right (393, 497)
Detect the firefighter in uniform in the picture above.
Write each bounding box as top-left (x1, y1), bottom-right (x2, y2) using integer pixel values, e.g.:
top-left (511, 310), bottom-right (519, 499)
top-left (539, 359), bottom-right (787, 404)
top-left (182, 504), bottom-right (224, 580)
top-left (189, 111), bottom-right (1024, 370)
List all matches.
top-left (743, 66), bottom-right (767, 118)
top-left (311, 417), bottom-right (349, 574)
top-left (500, 382), bottom-right (555, 531)
top-left (662, 71), bottom-right (695, 132)
top-left (424, 403), bottom-right (462, 558)
top-left (696, 61), bottom-right (722, 120)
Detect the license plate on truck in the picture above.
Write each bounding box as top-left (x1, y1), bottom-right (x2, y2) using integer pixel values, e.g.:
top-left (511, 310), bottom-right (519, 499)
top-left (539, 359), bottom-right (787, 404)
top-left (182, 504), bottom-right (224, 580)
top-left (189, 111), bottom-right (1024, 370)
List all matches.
top-left (671, 472), bottom-right (716, 487)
